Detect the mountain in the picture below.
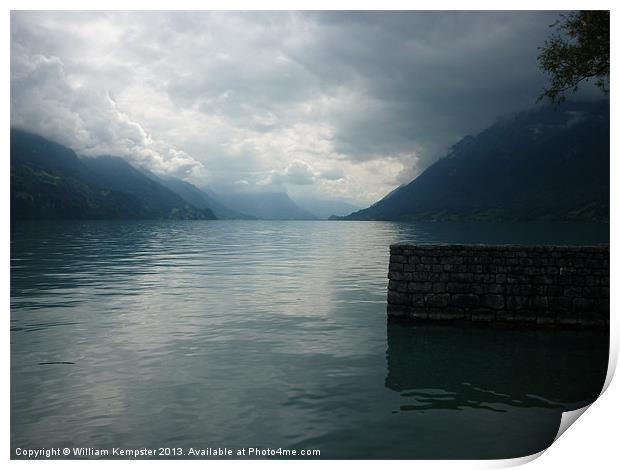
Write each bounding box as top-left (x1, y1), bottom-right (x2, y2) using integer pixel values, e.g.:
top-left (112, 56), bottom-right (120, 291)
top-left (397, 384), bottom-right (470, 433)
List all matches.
top-left (80, 156), bottom-right (216, 219)
top-left (292, 197), bottom-right (361, 220)
top-left (149, 174), bottom-right (254, 219)
top-left (11, 129), bottom-right (216, 220)
top-left (338, 100), bottom-right (609, 223)
top-left (213, 191), bottom-right (318, 220)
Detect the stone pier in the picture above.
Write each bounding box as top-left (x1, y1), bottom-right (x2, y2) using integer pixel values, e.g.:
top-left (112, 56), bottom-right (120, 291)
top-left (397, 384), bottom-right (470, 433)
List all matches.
top-left (387, 244), bottom-right (609, 327)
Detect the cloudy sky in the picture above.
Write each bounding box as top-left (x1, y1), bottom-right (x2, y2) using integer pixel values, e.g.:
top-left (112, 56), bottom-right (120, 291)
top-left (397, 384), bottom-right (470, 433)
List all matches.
top-left (11, 10), bottom-right (566, 205)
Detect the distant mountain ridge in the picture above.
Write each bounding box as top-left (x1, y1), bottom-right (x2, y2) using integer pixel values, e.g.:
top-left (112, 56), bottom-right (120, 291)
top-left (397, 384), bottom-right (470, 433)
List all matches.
top-left (213, 191), bottom-right (318, 220)
top-left (10, 129), bottom-right (321, 221)
top-left (145, 172), bottom-right (255, 220)
top-left (11, 129), bottom-right (216, 220)
top-left (292, 197), bottom-right (361, 220)
top-left (144, 169), bottom-right (319, 220)
top-left (338, 101), bottom-right (609, 223)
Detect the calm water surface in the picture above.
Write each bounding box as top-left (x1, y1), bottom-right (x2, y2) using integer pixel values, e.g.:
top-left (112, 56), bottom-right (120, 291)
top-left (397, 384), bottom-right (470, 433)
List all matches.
top-left (11, 220), bottom-right (609, 459)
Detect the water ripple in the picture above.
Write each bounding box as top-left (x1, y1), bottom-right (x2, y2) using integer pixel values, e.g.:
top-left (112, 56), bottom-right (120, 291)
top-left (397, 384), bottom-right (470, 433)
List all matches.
top-left (10, 220), bottom-right (609, 459)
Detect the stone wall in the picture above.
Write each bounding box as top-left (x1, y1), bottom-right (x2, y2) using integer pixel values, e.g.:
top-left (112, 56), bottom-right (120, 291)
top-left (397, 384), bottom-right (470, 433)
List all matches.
top-left (387, 244), bottom-right (609, 327)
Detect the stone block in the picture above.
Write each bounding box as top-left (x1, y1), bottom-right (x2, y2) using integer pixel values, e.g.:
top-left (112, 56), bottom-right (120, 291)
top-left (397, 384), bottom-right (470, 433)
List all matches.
top-left (531, 296), bottom-right (549, 309)
top-left (482, 294), bottom-right (504, 309)
top-left (555, 315), bottom-right (580, 326)
top-left (488, 284), bottom-right (505, 294)
top-left (411, 309), bottom-right (428, 320)
top-left (413, 272), bottom-right (431, 282)
top-left (548, 296), bottom-right (572, 311)
top-left (386, 244), bottom-right (609, 328)
top-left (431, 310), bottom-right (466, 320)
top-left (387, 305), bottom-right (408, 318)
top-left (408, 281), bottom-right (433, 293)
top-left (585, 259), bottom-right (604, 269)
top-left (513, 310), bottom-right (537, 323)
top-left (451, 293), bottom-right (480, 308)
top-left (546, 285), bottom-right (563, 297)
top-left (446, 282), bottom-right (473, 294)
top-left (506, 295), bottom-right (530, 310)
top-left (532, 275), bottom-right (554, 285)
top-left (389, 262), bottom-right (403, 272)
top-left (388, 290), bottom-right (409, 305)
top-left (451, 272), bottom-right (474, 283)
top-left (473, 274), bottom-right (495, 283)
top-left (578, 311), bottom-right (608, 326)
top-left (425, 293), bottom-right (450, 308)
top-left (388, 271), bottom-right (413, 281)
top-left (432, 282), bottom-right (446, 293)
top-left (594, 298), bottom-right (609, 313)
top-left (573, 297), bottom-right (594, 311)
top-left (583, 286), bottom-right (606, 298)
top-left (471, 283), bottom-right (488, 295)
top-left (390, 245), bottom-right (405, 255)
top-left (471, 310), bottom-right (495, 322)
top-left (495, 310), bottom-right (515, 322)
top-left (388, 280), bottom-right (408, 293)
top-left (403, 263), bottom-right (416, 272)
top-left (563, 286), bottom-right (582, 297)
top-left (536, 315), bottom-right (556, 325)
top-left (391, 255), bottom-right (408, 264)
top-left (408, 256), bottom-right (420, 264)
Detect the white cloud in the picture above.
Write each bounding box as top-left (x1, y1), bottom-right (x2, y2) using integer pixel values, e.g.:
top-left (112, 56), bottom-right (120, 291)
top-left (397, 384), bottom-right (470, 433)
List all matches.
top-left (10, 10), bottom-right (571, 205)
top-left (261, 160), bottom-right (316, 186)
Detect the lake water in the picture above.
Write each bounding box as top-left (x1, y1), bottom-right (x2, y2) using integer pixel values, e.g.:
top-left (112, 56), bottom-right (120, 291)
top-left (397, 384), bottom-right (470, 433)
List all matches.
top-left (10, 220), bottom-right (609, 459)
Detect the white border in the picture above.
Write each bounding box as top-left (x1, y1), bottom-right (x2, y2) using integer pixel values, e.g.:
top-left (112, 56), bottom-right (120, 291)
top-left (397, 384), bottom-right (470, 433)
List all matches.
top-left (3, 2), bottom-right (617, 469)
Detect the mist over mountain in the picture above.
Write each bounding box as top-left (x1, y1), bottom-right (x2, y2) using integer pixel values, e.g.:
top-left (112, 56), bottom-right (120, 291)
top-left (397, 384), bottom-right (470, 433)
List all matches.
top-left (12, 100), bottom-right (609, 223)
top-left (145, 173), bottom-right (325, 221)
top-left (292, 197), bottom-right (361, 220)
top-left (10, 128), bottom-right (347, 221)
top-left (11, 129), bottom-right (216, 220)
top-left (146, 173), bottom-right (255, 220)
top-left (337, 101), bottom-right (609, 223)
top-left (213, 191), bottom-right (318, 220)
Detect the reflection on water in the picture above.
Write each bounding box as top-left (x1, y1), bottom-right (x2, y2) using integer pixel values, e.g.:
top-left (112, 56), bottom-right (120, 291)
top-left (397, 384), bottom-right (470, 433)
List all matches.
top-left (11, 220), bottom-right (609, 459)
top-left (385, 322), bottom-right (608, 456)
top-left (386, 323), bottom-right (608, 408)
top-left (385, 322), bottom-right (609, 458)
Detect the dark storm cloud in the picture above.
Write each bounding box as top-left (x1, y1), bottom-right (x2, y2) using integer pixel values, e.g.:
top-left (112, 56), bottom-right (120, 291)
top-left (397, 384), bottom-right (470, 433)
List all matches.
top-left (10, 10), bottom-right (570, 203)
top-left (285, 11), bottom-right (559, 161)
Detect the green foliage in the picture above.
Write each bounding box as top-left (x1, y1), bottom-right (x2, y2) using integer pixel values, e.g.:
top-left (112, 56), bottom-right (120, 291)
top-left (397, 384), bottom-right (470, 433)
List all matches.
top-left (538, 11), bottom-right (609, 103)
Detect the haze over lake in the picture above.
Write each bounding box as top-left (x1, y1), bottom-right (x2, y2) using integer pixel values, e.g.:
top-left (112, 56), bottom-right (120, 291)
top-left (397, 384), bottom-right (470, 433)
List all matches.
top-left (11, 220), bottom-right (609, 458)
